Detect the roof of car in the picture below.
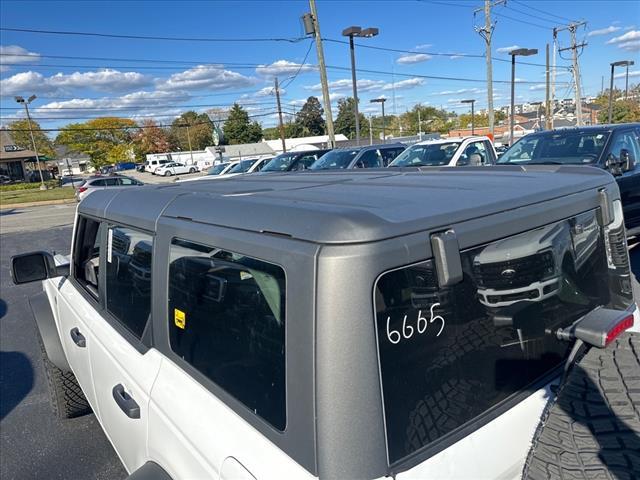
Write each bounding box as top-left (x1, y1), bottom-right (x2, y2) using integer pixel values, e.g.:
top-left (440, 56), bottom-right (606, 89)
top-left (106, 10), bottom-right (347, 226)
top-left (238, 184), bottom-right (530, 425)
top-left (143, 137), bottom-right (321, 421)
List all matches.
top-left (415, 136), bottom-right (490, 145)
top-left (525, 123), bottom-right (640, 137)
top-left (79, 167), bottom-right (613, 244)
top-left (327, 143), bottom-right (405, 152)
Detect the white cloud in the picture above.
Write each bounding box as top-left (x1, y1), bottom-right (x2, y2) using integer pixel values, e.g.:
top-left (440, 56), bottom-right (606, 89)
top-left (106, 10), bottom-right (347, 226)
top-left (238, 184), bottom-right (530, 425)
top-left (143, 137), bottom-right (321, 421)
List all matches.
top-left (619, 40), bottom-right (640, 51)
top-left (383, 78), bottom-right (425, 90)
top-left (496, 45), bottom-right (521, 54)
top-left (157, 65), bottom-right (257, 91)
top-left (614, 70), bottom-right (640, 79)
top-left (587, 25), bottom-right (621, 37)
top-left (529, 84), bottom-right (546, 91)
top-left (449, 53), bottom-right (465, 60)
top-left (255, 60), bottom-right (315, 77)
top-left (624, 25), bottom-right (636, 31)
top-left (305, 77), bottom-right (424, 94)
top-left (414, 44), bottom-right (433, 50)
top-left (396, 53), bottom-right (432, 64)
top-left (329, 92), bottom-right (346, 101)
top-left (436, 87), bottom-right (484, 96)
top-left (0, 45), bottom-right (40, 72)
top-left (0, 69), bottom-right (153, 95)
top-left (607, 30), bottom-right (640, 44)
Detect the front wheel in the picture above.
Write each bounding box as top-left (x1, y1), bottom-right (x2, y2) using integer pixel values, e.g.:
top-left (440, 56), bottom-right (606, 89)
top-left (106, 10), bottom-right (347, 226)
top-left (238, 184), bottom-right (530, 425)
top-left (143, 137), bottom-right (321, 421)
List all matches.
top-left (164, 171), bottom-right (172, 177)
top-left (189, 168), bottom-right (196, 174)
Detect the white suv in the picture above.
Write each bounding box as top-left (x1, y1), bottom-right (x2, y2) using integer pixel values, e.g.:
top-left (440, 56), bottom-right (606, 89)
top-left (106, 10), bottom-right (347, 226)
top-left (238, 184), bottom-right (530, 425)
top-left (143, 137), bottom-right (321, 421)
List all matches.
top-left (389, 136), bottom-right (497, 168)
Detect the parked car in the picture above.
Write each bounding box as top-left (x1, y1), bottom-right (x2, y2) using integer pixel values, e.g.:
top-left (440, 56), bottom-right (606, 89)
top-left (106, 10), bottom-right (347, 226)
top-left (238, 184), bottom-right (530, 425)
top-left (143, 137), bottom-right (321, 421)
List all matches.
top-left (310, 144), bottom-right (405, 170)
top-left (389, 136), bottom-right (497, 168)
top-left (175, 161), bottom-right (241, 184)
top-left (11, 167), bottom-right (638, 480)
top-left (100, 165), bottom-right (116, 175)
top-left (75, 175), bottom-right (143, 202)
top-left (135, 163), bottom-right (146, 172)
top-left (226, 156), bottom-right (272, 175)
top-left (0, 174), bottom-right (13, 184)
top-left (115, 162), bottom-right (136, 171)
top-left (59, 175), bottom-right (85, 188)
top-left (206, 162), bottom-right (232, 176)
top-left (154, 162), bottom-right (198, 176)
top-left (261, 149), bottom-right (331, 172)
top-left (497, 124), bottom-right (640, 237)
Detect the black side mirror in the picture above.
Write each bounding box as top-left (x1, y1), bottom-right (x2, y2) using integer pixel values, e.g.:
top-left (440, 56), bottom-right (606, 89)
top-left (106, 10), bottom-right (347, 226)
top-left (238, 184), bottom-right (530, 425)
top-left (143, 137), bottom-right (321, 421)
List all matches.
top-left (620, 148), bottom-right (634, 172)
top-left (10, 251), bottom-right (68, 285)
top-left (605, 153), bottom-right (624, 176)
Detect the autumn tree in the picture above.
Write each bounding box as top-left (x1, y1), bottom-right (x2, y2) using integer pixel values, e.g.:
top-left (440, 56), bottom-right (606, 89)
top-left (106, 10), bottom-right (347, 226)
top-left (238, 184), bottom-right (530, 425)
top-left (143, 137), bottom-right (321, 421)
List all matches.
top-left (132, 119), bottom-right (171, 160)
top-left (170, 111), bottom-right (214, 150)
top-left (55, 117), bottom-right (138, 169)
top-left (334, 97), bottom-right (367, 139)
top-left (295, 97), bottom-right (325, 136)
top-left (7, 119), bottom-right (55, 157)
top-left (222, 104), bottom-right (263, 144)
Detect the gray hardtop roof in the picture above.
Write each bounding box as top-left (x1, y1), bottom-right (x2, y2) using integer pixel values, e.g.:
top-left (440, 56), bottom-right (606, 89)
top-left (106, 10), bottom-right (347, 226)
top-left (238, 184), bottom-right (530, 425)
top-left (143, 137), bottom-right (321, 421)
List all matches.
top-left (79, 166), bottom-right (614, 244)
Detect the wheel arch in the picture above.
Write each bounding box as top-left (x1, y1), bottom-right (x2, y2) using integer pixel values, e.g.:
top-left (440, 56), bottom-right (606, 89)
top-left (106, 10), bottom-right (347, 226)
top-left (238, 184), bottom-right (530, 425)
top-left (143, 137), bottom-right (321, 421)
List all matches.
top-left (29, 291), bottom-right (71, 372)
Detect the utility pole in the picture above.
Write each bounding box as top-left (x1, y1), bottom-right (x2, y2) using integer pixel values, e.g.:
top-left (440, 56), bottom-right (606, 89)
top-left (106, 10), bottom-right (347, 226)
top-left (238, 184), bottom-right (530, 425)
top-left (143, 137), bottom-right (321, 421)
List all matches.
top-left (474, 0), bottom-right (505, 137)
top-left (545, 44), bottom-right (552, 130)
top-left (15, 95), bottom-right (45, 189)
top-left (558, 22), bottom-right (587, 126)
top-left (305, 1), bottom-right (336, 147)
top-left (275, 77), bottom-right (287, 153)
top-left (551, 28), bottom-right (557, 129)
top-left (368, 114), bottom-right (373, 145)
top-left (185, 123), bottom-right (194, 166)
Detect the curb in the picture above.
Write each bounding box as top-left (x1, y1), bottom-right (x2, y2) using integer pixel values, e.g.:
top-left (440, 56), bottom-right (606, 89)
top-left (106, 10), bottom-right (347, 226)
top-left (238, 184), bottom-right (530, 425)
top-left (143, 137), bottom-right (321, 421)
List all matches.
top-left (0, 198), bottom-right (77, 209)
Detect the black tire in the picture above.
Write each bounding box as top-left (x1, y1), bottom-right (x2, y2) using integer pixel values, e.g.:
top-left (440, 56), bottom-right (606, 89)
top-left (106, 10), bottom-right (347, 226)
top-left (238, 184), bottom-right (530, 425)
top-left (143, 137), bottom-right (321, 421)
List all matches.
top-left (38, 332), bottom-right (91, 419)
top-left (189, 167), bottom-right (196, 174)
top-left (523, 332), bottom-right (640, 480)
top-left (164, 171), bottom-right (171, 177)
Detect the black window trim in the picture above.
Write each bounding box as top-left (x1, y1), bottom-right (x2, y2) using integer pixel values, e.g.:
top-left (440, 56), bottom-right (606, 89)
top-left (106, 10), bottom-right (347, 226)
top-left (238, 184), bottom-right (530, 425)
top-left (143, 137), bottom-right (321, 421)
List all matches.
top-left (164, 236), bottom-right (289, 433)
top-left (70, 214), bottom-right (105, 306)
top-left (371, 256), bottom-right (566, 473)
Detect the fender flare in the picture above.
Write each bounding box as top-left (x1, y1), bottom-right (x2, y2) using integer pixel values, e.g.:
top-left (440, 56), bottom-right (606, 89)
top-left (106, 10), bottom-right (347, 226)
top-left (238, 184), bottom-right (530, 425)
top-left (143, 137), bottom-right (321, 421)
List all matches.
top-left (29, 291), bottom-right (71, 372)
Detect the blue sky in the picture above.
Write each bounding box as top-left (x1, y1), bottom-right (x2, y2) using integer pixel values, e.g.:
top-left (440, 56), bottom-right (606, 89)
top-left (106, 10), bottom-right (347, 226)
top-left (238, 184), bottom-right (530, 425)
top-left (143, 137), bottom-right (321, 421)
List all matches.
top-left (1, 0), bottom-right (639, 131)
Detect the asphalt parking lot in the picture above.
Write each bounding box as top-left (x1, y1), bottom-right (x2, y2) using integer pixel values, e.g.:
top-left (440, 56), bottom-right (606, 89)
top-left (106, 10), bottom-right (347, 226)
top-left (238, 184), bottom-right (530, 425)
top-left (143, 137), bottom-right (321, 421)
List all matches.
top-left (0, 205), bottom-right (638, 480)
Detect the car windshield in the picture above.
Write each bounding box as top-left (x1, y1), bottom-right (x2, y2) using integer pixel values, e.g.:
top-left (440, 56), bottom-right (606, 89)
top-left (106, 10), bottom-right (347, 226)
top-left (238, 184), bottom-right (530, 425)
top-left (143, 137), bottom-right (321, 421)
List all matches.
top-left (310, 149), bottom-right (359, 170)
top-left (228, 159), bottom-right (257, 173)
top-left (207, 164), bottom-right (228, 175)
top-left (498, 131), bottom-right (610, 165)
top-left (262, 153), bottom-right (298, 172)
top-left (390, 142), bottom-right (461, 167)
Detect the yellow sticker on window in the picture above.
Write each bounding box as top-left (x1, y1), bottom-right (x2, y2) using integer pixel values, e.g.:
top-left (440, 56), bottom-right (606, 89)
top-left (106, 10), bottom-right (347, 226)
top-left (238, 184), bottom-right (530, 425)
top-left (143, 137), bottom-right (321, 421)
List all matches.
top-left (174, 308), bottom-right (186, 329)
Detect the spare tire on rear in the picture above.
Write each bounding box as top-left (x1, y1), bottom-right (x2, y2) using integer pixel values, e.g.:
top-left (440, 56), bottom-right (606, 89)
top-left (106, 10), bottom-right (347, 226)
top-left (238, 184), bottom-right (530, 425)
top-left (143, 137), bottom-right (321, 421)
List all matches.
top-left (522, 332), bottom-right (640, 480)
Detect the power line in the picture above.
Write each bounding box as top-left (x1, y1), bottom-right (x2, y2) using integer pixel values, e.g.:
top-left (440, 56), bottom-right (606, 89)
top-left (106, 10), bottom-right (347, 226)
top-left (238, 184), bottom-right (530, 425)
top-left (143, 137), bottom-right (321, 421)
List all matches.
top-left (492, 11), bottom-right (554, 30)
top-left (502, 3), bottom-right (562, 26)
top-left (281, 39), bottom-right (315, 90)
top-left (511, 0), bottom-right (576, 23)
top-left (0, 27), bottom-right (305, 43)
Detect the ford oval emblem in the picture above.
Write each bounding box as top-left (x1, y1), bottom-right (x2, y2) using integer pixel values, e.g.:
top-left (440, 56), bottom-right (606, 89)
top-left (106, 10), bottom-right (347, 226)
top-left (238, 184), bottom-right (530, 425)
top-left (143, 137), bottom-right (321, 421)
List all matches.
top-left (501, 268), bottom-right (517, 278)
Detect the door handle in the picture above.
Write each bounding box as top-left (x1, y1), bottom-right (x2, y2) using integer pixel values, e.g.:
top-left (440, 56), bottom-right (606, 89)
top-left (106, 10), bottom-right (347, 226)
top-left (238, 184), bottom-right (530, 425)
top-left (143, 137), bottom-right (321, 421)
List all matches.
top-left (112, 384), bottom-right (140, 419)
top-left (70, 327), bottom-right (86, 348)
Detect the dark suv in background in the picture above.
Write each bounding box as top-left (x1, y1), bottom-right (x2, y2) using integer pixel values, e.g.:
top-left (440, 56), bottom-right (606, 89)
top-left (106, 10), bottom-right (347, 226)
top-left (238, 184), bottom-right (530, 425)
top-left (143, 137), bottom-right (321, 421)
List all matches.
top-left (310, 143), bottom-right (405, 170)
top-left (498, 124), bottom-right (640, 237)
top-left (261, 149), bottom-right (331, 172)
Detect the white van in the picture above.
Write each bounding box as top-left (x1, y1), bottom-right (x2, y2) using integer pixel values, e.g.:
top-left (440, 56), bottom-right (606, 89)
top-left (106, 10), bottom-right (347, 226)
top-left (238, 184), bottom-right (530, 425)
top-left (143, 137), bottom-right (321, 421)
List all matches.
top-left (145, 158), bottom-right (169, 173)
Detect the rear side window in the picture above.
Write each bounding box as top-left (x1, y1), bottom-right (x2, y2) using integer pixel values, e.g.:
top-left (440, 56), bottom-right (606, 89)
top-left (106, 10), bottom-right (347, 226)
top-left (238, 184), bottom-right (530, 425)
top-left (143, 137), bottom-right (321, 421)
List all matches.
top-left (90, 179), bottom-right (106, 187)
top-left (105, 226), bottom-right (153, 339)
top-left (381, 147), bottom-right (405, 166)
top-left (356, 149), bottom-right (382, 168)
top-left (168, 239), bottom-right (286, 430)
top-left (374, 210), bottom-right (631, 464)
top-left (73, 216), bottom-right (104, 298)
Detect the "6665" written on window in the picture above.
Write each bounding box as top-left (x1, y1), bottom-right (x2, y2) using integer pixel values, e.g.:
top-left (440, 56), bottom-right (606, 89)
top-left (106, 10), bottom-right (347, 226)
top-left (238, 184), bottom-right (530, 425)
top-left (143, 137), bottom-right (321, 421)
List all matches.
top-left (385, 303), bottom-right (445, 345)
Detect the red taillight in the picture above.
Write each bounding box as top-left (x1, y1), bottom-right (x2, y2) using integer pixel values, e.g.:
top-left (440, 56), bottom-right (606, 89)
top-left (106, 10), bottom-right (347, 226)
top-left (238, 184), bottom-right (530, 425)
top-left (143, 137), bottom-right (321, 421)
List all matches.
top-left (605, 314), bottom-right (634, 346)
top-left (77, 186), bottom-right (88, 193)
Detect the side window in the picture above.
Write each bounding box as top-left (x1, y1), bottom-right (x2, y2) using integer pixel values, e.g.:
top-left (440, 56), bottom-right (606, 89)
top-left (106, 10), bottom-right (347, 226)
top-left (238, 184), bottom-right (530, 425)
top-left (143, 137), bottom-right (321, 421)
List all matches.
top-left (356, 149), bottom-right (382, 168)
top-left (105, 178), bottom-right (119, 186)
top-left (91, 179), bottom-right (106, 187)
top-left (73, 216), bottom-right (104, 299)
top-left (105, 226), bottom-right (153, 339)
top-left (381, 147), bottom-right (404, 166)
top-left (168, 239), bottom-right (286, 430)
top-left (118, 177), bottom-right (134, 186)
top-left (608, 130), bottom-right (640, 164)
top-left (458, 141), bottom-right (487, 166)
top-left (297, 155), bottom-right (316, 170)
top-left (484, 141), bottom-right (496, 164)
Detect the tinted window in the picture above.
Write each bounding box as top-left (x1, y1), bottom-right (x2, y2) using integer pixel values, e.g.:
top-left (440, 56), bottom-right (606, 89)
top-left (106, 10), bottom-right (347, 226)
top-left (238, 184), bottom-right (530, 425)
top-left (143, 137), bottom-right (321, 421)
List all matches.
top-left (374, 210), bottom-right (632, 463)
top-left (105, 178), bottom-right (119, 186)
top-left (608, 130), bottom-right (640, 163)
top-left (356, 149), bottom-right (382, 168)
top-left (310, 149), bottom-right (359, 170)
top-left (229, 159), bottom-right (257, 173)
top-left (105, 226), bottom-right (153, 339)
top-left (262, 154), bottom-right (297, 172)
top-left (498, 131), bottom-right (610, 165)
top-left (90, 179), bottom-right (106, 187)
top-left (208, 163), bottom-right (229, 175)
top-left (390, 142), bottom-right (461, 167)
top-left (73, 216), bottom-right (104, 298)
top-left (168, 239), bottom-right (286, 430)
top-left (381, 147), bottom-right (405, 166)
top-left (457, 141), bottom-right (488, 166)
top-left (296, 155), bottom-right (317, 170)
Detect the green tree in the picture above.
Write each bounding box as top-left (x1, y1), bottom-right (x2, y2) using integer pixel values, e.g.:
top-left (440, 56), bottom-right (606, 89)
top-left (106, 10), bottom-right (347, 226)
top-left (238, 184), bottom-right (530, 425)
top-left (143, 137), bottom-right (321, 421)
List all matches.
top-left (334, 97), bottom-right (367, 139)
top-left (106, 143), bottom-right (134, 164)
top-left (597, 99), bottom-right (640, 124)
top-left (55, 117), bottom-right (138, 169)
top-left (170, 111), bottom-right (214, 150)
top-left (222, 104), bottom-right (263, 144)
top-left (7, 119), bottom-right (55, 157)
top-left (133, 119), bottom-right (172, 161)
top-left (295, 96), bottom-right (325, 136)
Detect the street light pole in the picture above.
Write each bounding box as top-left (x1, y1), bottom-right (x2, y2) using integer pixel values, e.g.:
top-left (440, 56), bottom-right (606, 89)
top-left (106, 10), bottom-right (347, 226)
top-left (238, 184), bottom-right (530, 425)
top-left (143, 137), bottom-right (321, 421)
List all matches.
top-left (461, 99), bottom-right (475, 135)
top-left (509, 48), bottom-right (538, 144)
top-left (342, 26), bottom-right (379, 146)
top-left (185, 123), bottom-right (194, 166)
top-left (609, 60), bottom-right (634, 123)
top-left (15, 95), bottom-right (45, 189)
top-left (371, 98), bottom-right (386, 143)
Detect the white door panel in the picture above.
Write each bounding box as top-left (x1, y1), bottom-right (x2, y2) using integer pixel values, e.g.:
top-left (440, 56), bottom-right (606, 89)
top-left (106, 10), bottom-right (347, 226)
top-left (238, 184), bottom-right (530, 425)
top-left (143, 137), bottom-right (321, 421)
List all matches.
top-left (148, 358), bottom-right (315, 480)
top-left (55, 279), bottom-right (101, 414)
top-left (90, 318), bottom-right (162, 473)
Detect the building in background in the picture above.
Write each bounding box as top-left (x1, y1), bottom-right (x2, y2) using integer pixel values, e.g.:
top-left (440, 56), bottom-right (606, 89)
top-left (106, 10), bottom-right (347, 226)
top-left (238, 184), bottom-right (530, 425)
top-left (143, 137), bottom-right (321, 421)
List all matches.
top-left (0, 128), bottom-right (41, 181)
top-left (55, 145), bottom-right (94, 175)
